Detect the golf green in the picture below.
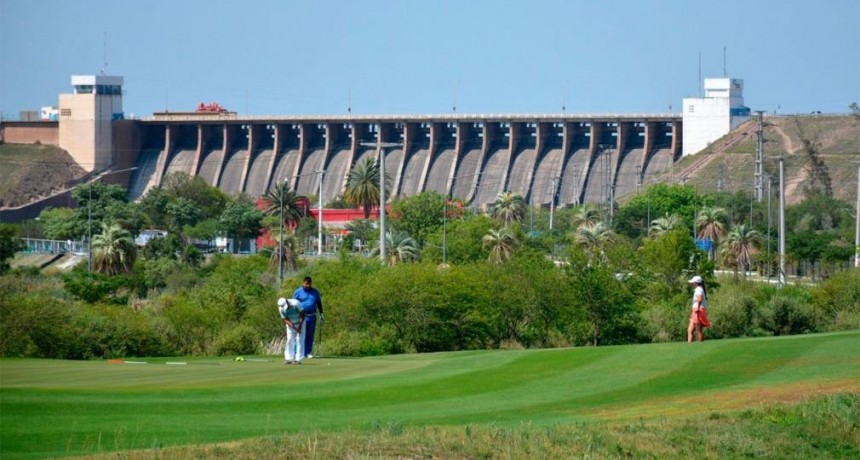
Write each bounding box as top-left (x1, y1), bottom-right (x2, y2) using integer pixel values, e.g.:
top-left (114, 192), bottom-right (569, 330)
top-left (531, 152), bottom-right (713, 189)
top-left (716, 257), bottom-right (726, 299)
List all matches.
top-left (1, 331), bottom-right (858, 459)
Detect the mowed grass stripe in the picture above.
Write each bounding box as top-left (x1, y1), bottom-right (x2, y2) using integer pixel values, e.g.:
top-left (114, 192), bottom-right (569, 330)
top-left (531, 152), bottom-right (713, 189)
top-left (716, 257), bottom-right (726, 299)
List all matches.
top-left (1, 331), bottom-right (858, 459)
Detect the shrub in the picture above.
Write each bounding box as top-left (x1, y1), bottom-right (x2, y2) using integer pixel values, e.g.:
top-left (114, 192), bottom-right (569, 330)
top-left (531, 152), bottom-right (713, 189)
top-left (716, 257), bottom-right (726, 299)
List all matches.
top-left (212, 324), bottom-right (260, 356)
top-left (758, 292), bottom-right (816, 336)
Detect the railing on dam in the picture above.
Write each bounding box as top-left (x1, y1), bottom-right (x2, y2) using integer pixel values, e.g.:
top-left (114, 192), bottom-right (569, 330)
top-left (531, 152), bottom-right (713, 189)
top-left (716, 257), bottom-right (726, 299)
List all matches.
top-left (128, 114), bottom-right (682, 209)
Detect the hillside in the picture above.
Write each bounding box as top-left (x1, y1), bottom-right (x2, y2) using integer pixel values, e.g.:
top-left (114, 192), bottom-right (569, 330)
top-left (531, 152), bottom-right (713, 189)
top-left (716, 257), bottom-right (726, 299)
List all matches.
top-left (0, 143), bottom-right (86, 208)
top-left (658, 114), bottom-right (860, 205)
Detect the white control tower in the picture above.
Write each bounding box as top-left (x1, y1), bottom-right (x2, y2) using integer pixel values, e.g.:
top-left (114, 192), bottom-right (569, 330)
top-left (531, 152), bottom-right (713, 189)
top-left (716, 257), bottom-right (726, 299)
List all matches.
top-left (58, 75), bottom-right (124, 172)
top-left (682, 78), bottom-right (750, 156)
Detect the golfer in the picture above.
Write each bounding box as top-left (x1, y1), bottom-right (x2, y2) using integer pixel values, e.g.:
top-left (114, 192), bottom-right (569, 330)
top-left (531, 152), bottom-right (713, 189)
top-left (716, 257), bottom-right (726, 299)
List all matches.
top-left (278, 297), bottom-right (305, 364)
top-left (687, 275), bottom-right (710, 342)
top-left (293, 276), bottom-right (324, 359)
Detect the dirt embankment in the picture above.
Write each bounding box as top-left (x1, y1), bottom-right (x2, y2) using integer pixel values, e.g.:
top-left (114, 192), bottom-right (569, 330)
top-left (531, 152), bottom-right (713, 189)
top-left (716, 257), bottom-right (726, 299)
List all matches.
top-left (0, 143), bottom-right (87, 208)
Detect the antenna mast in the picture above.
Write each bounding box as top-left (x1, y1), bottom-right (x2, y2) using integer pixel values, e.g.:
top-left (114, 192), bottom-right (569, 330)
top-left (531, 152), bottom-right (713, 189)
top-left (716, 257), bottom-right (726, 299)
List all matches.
top-left (101, 32), bottom-right (108, 75)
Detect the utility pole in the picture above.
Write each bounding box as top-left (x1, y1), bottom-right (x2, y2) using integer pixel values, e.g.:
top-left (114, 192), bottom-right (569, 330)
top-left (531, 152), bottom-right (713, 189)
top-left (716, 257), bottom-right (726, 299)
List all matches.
top-left (550, 176), bottom-right (559, 231)
top-left (855, 162), bottom-right (860, 267)
top-left (778, 156), bottom-right (786, 286)
top-left (316, 170), bottom-right (325, 256)
top-left (361, 140), bottom-right (402, 264)
top-left (755, 111), bottom-right (765, 201)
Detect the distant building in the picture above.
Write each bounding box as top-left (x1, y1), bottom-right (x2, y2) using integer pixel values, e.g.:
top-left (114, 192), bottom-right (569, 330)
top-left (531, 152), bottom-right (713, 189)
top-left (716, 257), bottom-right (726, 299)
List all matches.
top-left (682, 78), bottom-right (751, 156)
top-left (135, 229), bottom-right (168, 246)
top-left (41, 106), bottom-right (59, 121)
top-left (58, 75), bottom-right (124, 172)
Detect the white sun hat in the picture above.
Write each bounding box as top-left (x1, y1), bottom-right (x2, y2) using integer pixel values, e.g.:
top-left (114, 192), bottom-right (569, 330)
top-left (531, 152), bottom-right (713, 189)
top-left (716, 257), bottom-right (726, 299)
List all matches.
top-left (688, 275), bottom-right (703, 284)
top-left (277, 297), bottom-right (287, 307)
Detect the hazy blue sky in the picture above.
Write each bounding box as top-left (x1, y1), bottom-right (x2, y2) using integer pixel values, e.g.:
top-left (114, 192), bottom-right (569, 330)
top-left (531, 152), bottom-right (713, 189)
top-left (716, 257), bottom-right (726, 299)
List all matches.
top-left (1, 0), bottom-right (858, 119)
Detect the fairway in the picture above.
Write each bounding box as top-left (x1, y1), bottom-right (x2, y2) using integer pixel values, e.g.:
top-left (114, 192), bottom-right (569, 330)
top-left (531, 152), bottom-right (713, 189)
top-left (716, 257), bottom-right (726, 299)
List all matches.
top-left (1, 331), bottom-right (858, 459)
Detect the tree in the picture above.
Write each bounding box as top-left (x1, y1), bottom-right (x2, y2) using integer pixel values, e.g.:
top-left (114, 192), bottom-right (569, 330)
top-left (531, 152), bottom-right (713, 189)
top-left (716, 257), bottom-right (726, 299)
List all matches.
top-left (721, 223), bottom-right (763, 276)
top-left (344, 157), bottom-right (387, 219)
top-left (343, 219), bottom-right (377, 253)
top-left (649, 213), bottom-right (686, 238)
top-left (261, 182), bottom-right (307, 231)
top-left (372, 229), bottom-right (420, 265)
top-left (218, 199), bottom-right (264, 251)
top-left (573, 221), bottom-right (615, 259)
top-left (696, 206), bottom-right (728, 261)
top-left (492, 191), bottom-right (525, 227)
top-left (563, 247), bottom-right (638, 346)
top-left (642, 228), bottom-right (698, 290)
top-left (161, 172), bottom-right (228, 219)
top-left (614, 184), bottom-right (699, 239)
top-left (482, 227), bottom-right (519, 264)
top-left (571, 204), bottom-right (601, 230)
top-left (390, 191), bottom-right (446, 246)
top-left (39, 207), bottom-right (84, 241)
top-left (422, 214), bottom-right (494, 265)
top-left (0, 225), bottom-right (24, 274)
top-left (92, 222), bottom-right (137, 275)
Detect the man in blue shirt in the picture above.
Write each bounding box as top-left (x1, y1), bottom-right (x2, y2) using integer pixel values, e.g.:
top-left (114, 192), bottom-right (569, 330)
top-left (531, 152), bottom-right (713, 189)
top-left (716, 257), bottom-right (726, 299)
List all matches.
top-left (293, 276), bottom-right (324, 358)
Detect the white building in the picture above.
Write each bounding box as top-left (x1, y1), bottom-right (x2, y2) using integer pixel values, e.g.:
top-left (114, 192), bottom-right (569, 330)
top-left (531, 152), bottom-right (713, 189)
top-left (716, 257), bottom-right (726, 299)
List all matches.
top-left (40, 106), bottom-right (59, 121)
top-left (682, 78), bottom-right (750, 156)
top-left (58, 75), bottom-right (124, 172)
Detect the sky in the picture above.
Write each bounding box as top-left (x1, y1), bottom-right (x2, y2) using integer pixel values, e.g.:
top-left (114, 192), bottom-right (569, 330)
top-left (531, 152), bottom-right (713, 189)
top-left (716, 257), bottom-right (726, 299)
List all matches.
top-left (1, 0), bottom-right (859, 119)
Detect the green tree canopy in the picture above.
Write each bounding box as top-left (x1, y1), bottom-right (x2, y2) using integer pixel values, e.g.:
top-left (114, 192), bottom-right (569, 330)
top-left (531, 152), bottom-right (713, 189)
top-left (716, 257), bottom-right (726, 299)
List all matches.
top-left (390, 191), bottom-right (447, 246)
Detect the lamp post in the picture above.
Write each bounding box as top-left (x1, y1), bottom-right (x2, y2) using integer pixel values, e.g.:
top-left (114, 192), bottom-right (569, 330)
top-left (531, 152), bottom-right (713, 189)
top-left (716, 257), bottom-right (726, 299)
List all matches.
top-left (86, 167), bottom-right (137, 273)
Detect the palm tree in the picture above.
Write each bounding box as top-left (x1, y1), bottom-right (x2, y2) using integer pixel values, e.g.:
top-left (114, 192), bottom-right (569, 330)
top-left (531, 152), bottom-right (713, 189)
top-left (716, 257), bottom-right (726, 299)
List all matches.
top-left (371, 229), bottom-right (420, 265)
top-left (344, 157), bottom-right (388, 219)
top-left (574, 222), bottom-right (615, 258)
top-left (696, 206), bottom-right (728, 260)
top-left (492, 191), bottom-right (525, 227)
top-left (92, 222), bottom-right (137, 275)
top-left (649, 213), bottom-right (686, 237)
top-left (571, 204), bottom-right (601, 229)
top-left (721, 223), bottom-right (763, 276)
top-left (262, 182), bottom-right (306, 229)
top-left (482, 227), bottom-right (519, 264)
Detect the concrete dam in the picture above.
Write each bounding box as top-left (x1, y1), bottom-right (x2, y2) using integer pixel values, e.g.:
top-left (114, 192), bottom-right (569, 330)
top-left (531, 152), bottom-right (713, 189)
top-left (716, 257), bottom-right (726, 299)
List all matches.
top-left (127, 114), bottom-right (682, 209)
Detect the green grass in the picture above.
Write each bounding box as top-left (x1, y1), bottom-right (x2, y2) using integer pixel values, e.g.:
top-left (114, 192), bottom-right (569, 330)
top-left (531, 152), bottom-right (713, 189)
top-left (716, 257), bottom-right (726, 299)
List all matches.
top-left (2, 332), bottom-right (859, 459)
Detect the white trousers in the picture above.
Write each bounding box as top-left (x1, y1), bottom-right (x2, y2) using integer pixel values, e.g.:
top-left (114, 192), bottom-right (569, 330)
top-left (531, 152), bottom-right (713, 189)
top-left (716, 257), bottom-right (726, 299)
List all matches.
top-left (284, 322), bottom-right (306, 362)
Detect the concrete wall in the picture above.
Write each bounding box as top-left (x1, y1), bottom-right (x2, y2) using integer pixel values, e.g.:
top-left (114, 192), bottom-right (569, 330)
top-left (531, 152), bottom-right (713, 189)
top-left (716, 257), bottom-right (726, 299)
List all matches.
top-left (0, 121), bottom-right (59, 145)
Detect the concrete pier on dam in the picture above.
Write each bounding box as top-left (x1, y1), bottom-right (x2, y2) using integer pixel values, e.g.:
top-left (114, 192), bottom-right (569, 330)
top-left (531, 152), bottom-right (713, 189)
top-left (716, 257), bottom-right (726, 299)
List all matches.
top-left (126, 114), bottom-right (682, 209)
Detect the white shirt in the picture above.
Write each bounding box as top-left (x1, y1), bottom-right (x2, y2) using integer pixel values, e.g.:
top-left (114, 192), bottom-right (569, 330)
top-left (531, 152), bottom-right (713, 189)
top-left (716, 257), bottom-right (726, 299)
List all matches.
top-left (691, 286), bottom-right (708, 309)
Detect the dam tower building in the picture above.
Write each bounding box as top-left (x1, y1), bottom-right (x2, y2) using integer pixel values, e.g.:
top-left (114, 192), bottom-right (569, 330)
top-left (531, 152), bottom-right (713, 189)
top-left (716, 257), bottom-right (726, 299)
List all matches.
top-left (682, 77), bottom-right (750, 156)
top-left (58, 75), bottom-right (124, 172)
